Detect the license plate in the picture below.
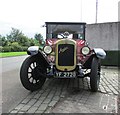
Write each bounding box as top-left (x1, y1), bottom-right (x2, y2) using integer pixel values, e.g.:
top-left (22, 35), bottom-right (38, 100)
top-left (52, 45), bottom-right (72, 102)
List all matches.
top-left (55, 72), bottom-right (76, 78)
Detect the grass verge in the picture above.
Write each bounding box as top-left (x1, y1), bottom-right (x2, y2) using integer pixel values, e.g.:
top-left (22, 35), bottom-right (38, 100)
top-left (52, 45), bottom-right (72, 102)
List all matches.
top-left (0, 52), bottom-right (27, 58)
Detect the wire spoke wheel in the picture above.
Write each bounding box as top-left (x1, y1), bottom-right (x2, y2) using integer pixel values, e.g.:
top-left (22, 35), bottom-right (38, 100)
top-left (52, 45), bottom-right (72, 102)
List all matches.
top-left (27, 62), bottom-right (40, 84)
top-left (20, 55), bottom-right (46, 91)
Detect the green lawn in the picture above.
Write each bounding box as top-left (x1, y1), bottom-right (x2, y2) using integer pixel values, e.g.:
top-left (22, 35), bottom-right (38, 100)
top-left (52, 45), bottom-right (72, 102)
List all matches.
top-left (0, 52), bottom-right (27, 58)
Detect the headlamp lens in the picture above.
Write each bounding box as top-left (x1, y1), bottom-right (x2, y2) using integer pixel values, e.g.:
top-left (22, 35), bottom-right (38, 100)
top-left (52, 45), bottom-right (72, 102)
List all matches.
top-left (43, 46), bottom-right (52, 54)
top-left (81, 46), bottom-right (90, 55)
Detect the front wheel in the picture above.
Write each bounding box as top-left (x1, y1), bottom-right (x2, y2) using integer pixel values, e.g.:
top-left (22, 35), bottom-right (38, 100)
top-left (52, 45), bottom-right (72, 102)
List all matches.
top-left (90, 57), bottom-right (101, 92)
top-left (20, 55), bottom-right (46, 91)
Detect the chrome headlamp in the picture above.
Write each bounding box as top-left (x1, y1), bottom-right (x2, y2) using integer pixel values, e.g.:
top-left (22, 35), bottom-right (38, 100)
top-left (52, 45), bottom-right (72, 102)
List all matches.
top-left (81, 46), bottom-right (90, 55)
top-left (43, 45), bottom-right (52, 54)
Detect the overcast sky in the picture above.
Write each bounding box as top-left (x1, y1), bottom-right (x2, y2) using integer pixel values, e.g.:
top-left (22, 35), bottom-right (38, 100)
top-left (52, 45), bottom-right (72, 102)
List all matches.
top-left (0, 0), bottom-right (119, 38)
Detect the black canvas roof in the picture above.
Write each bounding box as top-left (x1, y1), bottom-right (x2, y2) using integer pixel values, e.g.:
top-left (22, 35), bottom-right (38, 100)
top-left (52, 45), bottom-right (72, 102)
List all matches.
top-left (45, 22), bottom-right (86, 25)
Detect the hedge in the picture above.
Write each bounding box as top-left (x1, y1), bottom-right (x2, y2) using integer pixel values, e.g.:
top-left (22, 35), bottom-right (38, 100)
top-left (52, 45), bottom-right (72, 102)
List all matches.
top-left (1, 46), bottom-right (28, 52)
top-left (0, 46), bottom-right (3, 52)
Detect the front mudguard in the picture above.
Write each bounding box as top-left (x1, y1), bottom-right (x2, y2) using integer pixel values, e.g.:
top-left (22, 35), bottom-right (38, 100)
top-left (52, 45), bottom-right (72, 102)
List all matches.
top-left (83, 48), bottom-right (106, 69)
top-left (27, 46), bottom-right (39, 55)
top-left (27, 46), bottom-right (49, 67)
top-left (93, 48), bottom-right (106, 59)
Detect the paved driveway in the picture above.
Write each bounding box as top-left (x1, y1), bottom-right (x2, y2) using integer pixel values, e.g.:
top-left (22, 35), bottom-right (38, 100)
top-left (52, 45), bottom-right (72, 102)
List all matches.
top-left (8, 67), bottom-right (119, 114)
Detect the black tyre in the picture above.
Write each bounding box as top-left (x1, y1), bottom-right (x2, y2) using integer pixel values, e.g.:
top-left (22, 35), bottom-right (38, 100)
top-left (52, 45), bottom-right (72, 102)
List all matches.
top-left (20, 55), bottom-right (46, 91)
top-left (90, 57), bottom-right (101, 92)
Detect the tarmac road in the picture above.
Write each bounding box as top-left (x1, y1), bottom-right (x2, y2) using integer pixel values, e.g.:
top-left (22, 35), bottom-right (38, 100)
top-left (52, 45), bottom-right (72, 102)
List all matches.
top-left (1, 55), bottom-right (30, 113)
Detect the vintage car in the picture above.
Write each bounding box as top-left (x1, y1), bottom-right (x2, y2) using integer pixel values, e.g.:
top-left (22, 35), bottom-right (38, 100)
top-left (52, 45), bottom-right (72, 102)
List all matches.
top-left (20, 22), bottom-right (106, 92)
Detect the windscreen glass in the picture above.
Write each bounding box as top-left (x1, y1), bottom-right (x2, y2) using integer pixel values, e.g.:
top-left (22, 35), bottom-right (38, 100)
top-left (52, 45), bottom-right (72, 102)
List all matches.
top-left (46, 23), bottom-right (85, 39)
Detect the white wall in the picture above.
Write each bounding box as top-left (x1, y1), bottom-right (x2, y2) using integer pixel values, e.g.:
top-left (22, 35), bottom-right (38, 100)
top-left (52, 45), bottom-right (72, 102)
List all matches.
top-left (86, 22), bottom-right (119, 50)
top-left (118, 1), bottom-right (120, 21)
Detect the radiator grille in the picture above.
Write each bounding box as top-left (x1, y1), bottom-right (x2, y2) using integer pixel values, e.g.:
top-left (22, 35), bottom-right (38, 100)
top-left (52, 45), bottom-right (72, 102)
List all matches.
top-left (55, 39), bottom-right (76, 71)
top-left (58, 44), bottom-right (74, 66)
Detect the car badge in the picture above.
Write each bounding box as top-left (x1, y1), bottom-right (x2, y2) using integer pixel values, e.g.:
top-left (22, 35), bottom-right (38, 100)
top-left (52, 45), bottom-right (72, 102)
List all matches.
top-left (59, 47), bottom-right (68, 53)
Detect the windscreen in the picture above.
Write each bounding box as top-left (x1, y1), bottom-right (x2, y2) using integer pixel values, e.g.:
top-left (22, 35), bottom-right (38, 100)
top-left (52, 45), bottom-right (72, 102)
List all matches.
top-left (46, 23), bottom-right (85, 39)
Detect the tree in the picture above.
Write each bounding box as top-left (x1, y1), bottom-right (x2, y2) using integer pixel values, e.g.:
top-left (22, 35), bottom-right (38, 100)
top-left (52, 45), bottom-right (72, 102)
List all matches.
top-left (1, 28), bottom-right (45, 52)
top-left (29, 38), bottom-right (36, 46)
top-left (34, 33), bottom-right (44, 45)
top-left (0, 35), bottom-right (8, 46)
top-left (6, 28), bottom-right (31, 47)
top-left (7, 28), bottom-right (23, 43)
top-left (18, 34), bottom-right (30, 47)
